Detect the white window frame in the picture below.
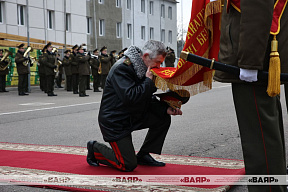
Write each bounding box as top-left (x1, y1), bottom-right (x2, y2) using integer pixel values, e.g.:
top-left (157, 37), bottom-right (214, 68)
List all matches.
top-left (116, 0), bottom-right (121, 7)
top-left (168, 6), bottom-right (172, 19)
top-left (47, 10), bottom-right (54, 29)
top-left (17, 5), bottom-right (25, 26)
top-left (99, 19), bottom-right (105, 36)
top-left (141, 0), bottom-right (145, 13)
top-left (127, 23), bottom-right (132, 39)
top-left (149, 27), bottom-right (154, 40)
top-left (141, 26), bottom-right (145, 40)
top-left (87, 17), bottom-right (92, 34)
top-left (168, 30), bottom-right (172, 44)
top-left (161, 29), bottom-right (165, 43)
top-left (149, 1), bottom-right (153, 15)
top-left (127, 0), bottom-right (131, 10)
top-left (116, 22), bottom-right (121, 38)
top-left (99, 0), bottom-right (104, 4)
top-left (161, 4), bottom-right (165, 18)
top-left (0, 2), bottom-right (3, 24)
top-left (66, 13), bottom-right (71, 32)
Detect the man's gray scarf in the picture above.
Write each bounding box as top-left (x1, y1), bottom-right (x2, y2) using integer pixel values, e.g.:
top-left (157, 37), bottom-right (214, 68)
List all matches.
top-left (124, 46), bottom-right (147, 79)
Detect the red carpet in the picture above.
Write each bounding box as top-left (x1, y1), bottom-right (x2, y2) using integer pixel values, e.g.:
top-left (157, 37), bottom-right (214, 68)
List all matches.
top-left (0, 142), bottom-right (245, 191)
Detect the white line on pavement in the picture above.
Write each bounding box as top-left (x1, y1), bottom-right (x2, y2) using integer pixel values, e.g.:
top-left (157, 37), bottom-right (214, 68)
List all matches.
top-left (0, 102), bottom-right (100, 116)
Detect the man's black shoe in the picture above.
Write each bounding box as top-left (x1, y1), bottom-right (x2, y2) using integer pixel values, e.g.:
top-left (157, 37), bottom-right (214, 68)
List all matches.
top-left (137, 153), bottom-right (165, 166)
top-left (87, 140), bottom-right (99, 166)
top-left (2, 90), bottom-right (9, 92)
top-left (79, 94), bottom-right (86, 97)
top-left (19, 92), bottom-right (29, 96)
top-left (94, 89), bottom-right (101, 92)
top-left (48, 93), bottom-right (57, 96)
top-left (85, 94), bottom-right (89, 97)
top-left (73, 91), bottom-right (79, 94)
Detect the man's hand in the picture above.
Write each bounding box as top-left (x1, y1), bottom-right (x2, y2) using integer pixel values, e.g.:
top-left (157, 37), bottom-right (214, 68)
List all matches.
top-left (167, 107), bottom-right (182, 116)
top-left (239, 68), bottom-right (258, 82)
top-left (146, 66), bottom-right (153, 80)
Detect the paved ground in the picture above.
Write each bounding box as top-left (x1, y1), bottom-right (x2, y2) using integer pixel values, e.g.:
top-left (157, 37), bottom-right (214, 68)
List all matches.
top-left (1, 82), bottom-right (288, 192)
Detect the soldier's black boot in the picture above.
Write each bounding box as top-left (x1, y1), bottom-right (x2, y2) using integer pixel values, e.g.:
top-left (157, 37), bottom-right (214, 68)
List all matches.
top-left (87, 141), bottom-right (99, 166)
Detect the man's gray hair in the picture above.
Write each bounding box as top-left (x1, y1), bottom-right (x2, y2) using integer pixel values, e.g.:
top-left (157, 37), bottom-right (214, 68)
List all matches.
top-left (142, 40), bottom-right (167, 59)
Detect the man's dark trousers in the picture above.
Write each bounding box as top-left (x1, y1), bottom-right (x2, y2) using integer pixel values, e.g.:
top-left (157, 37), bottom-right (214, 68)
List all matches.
top-left (93, 111), bottom-right (171, 172)
top-left (18, 74), bottom-right (28, 94)
top-left (232, 83), bottom-right (286, 192)
top-left (72, 74), bottom-right (79, 93)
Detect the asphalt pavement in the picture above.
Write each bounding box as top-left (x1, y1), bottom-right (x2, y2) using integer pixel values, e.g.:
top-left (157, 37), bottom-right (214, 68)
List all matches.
top-left (1, 82), bottom-right (288, 192)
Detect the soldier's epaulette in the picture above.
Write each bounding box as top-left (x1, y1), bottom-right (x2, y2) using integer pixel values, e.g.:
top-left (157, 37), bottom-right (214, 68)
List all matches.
top-left (124, 58), bottom-right (131, 66)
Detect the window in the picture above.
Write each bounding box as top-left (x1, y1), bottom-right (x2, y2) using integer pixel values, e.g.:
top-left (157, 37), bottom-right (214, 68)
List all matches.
top-left (161, 29), bottom-right (165, 42)
top-left (0, 2), bottom-right (3, 23)
top-left (161, 4), bottom-right (165, 18)
top-left (17, 5), bottom-right (25, 26)
top-left (149, 27), bottom-right (154, 40)
top-left (141, 0), bottom-right (145, 13)
top-left (116, 0), bottom-right (121, 7)
top-left (168, 6), bottom-right (172, 19)
top-left (141, 26), bottom-right (145, 40)
top-left (116, 22), bottom-right (121, 38)
top-left (47, 10), bottom-right (54, 29)
top-left (127, 0), bottom-right (131, 10)
top-left (99, 19), bottom-right (105, 36)
top-left (149, 1), bottom-right (153, 15)
top-left (66, 13), bottom-right (71, 31)
top-left (168, 30), bottom-right (172, 43)
top-left (99, 0), bottom-right (104, 4)
top-left (87, 17), bottom-right (92, 34)
top-left (127, 23), bottom-right (132, 39)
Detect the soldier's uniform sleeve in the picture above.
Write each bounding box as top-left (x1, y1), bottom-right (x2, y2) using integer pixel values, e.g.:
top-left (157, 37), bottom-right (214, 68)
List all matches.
top-left (237, 0), bottom-right (274, 70)
top-left (15, 53), bottom-right (26, 64)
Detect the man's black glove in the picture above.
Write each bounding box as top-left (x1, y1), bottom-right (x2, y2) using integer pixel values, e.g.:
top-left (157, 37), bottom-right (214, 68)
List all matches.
top-left (53, 65), bottom-right (57, 69)
top-left (24, 57), bottom-right (29, 61)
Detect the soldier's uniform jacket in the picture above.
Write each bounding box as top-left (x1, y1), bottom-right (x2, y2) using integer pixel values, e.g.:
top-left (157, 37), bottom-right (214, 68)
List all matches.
top-left (15, 51), bottom-right (29, 75)
top-left (58, 59), bottom-right (64, 74)
top-left (43, 51), bottom-right (56, 76)
top-left (99, 54), bottom-right (112, 75)
top-left (165, 52), bottom-right (175, 67)
top-left (63, 56), bottom-right (72, 76)
top-left (89, 56), bottom-right (100, 76)
top-left (69, 52), bottom-right (79, 74)
top-left (0, 56), bottom-right (10, 75)
top-left (214, 0), bottom-right (288, 84)
top-left (76, 53), bottom-right (90, 76)
top-left (38, 54), bottom-right (46, 75)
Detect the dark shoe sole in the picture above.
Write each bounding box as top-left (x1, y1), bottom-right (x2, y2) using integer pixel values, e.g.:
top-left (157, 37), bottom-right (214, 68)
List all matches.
top-left (87, 141), bottom-right (99, 166)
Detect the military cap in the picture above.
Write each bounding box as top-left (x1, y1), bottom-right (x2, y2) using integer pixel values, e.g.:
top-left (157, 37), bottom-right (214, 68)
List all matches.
top-left (93, 49), bottom-right (98, 53)
top-left (72, 44), bottom-right (78, 50)
top-left (155, 89), bottom-right (190, 109)
top-left (110, 50), bottom-right (117, 53)
top-left (17, 43), bottom-right (25, 49)
top-left (64, 50), bottom-right (71, 54)
top-left (100, 46), bottom-right (107, 52)
top-left (43, 42), bottom-right (52, 50)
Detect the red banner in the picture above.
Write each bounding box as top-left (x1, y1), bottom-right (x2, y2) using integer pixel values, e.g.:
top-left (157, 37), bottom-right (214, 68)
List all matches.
top-left (152, 0), bottom-right (222, 96)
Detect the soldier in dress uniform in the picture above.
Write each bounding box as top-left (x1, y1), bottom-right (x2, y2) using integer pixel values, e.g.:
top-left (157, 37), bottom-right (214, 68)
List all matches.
top-left (214, 1), bottom-right (288, 192)
top-left (70, 44), bottom-right (79, 94)
top-left (90, 49), bottom-right (101, 92)
top-left (43, 42), bottom-right (57, 96)
top-left (99, 46), bottom-right (112, 89)
top-left (38, 47), bottom-right (47, 93)
top-left (15, 44), bottom-right (30, 96)
top-left (110, 50), bottom-right (117, 67)
top-left (164, 47), bottom-right (175, 67)
top-left (62, 50), bottom-right (72, 92)
top-left (76, 45), bottom-right (91, 97)
top-left (0, 49), bottom-right (11, 92)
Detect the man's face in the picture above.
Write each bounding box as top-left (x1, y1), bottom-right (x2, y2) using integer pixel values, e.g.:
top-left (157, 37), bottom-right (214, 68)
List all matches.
top-left (47, 46), bottom-right (53, 52)
top-left (66, 52), bottom-right (71, 57)
top-left (19, 47), bottom-right (25, 53)
top-left (73, 48), bottom-right (78, 53)
top-left (0, 51), bottom-right (3, 57)
top-left (79, 49), bottom-right (84, 54)
top-left (94, 51), bottom-right (99, 56)
top-left (142, 53), bottom-right (165, 69)
top-left (102, 49), bottom-right (107, 55)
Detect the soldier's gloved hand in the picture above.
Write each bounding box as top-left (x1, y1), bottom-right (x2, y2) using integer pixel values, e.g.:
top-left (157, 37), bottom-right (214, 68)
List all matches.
top-left (54, 65), bottom-right (57, 69)
top-left (239, 68), bottom-right (258, 82)
top-left (24, 57), bottom-right (29, 61)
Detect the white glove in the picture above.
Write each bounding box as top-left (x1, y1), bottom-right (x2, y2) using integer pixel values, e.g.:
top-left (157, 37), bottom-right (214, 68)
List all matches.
top-left (239, 68), bottom-right (258, 82)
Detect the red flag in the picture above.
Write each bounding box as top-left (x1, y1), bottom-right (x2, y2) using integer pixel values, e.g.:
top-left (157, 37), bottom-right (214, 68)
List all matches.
top-left (151, 0), bottom-right (222, 96)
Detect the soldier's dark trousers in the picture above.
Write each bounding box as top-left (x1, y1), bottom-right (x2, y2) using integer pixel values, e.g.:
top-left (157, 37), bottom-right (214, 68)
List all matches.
top-left (101, 74), bottom-right (107, 89)
top-left (79, 75), bottom-right (88, 95)
top-left (39, 74), bottom-right (47, 92)
top-left (18, 74), bottom-right (28, 94)
top-left (66, 75), bottom-right (72, 91)
top-left (56, 73), bottom-right (63, 87)
top-left (93, 73), bottom-right (100, 91)
top-left (92, 112), bottom-right (171, 172)
top-left (72, 74), bottom-right (79, 93)
top-left (46, 75), bottom-right (55, 94)
top-left (0, 75), bottom-right (6, 91)
top-left (232, 83), bottom-right (286, 192)
top-left (86, 75), bottom-right (90, 89)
